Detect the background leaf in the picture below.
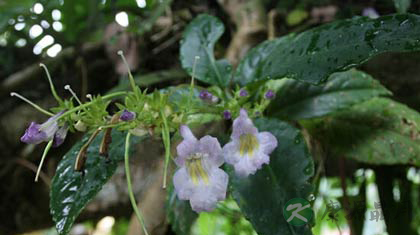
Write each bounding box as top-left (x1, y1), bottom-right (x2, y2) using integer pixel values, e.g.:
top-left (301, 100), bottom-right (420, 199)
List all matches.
top-left (269, 69), bottom-right (391, 120)
top-left (180, 14), bottom-right (232, 87)
top-left (229, 118), bottom-right (314, 235)
top-left (303, 97), bottom-right (420, 166)
top-left (166, 184), bottom-right (198, 235)
top-left (235, 13), bottom-right (420, 86)
top-left (50, 130), bottom-right (144, 235)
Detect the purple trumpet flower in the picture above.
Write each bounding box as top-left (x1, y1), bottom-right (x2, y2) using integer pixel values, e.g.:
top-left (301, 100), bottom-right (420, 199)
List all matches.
top-left (21, 111), bottom-right (68, 147)
top-left (222, 109), bottom-right (278, 177)
top-left (173, 125), bottom-right (228, 212)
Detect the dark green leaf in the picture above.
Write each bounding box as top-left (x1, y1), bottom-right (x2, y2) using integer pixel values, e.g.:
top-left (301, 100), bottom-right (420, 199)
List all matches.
top-left (229, 118), bottom-right (314, 235)
top-left (269, 69), bottom-right (392, 120)
top-left (235, 14), bottom-right (420, 85)
top-left (50, 130), bottom-right (144, 235)
top-left (303, 97), bottom-right (420, 166)
top-left (180, 14), bottom-right (232, 87)
top-left (166, 184), bottom-right (197, 234)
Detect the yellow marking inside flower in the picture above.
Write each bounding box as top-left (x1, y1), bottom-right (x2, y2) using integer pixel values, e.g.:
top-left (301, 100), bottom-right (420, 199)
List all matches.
top-left (186, 154), bottom-right (209, 185)
top-left (239, 133), bottom-right (259, 156)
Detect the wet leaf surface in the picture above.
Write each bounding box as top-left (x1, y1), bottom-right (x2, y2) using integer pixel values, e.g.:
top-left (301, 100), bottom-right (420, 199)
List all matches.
top-left (235, 14), bottom-right (420, 85)
top-left (269, 69), bottom-right (392, 120)
top-left (303, 97), bottom-right (420, 166)
top-left (50, 130), bottom-right (144, 235)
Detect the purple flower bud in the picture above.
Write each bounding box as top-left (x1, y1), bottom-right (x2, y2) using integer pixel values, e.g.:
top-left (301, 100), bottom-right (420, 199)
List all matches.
top-left (21, 111), bottom-right (64, 145)
top-left (239, 89), bottom-right (248, 97)
top-left (265, 90), bottom-right (275, 100)
top-left (222, 109), bottom-right (278, 177)
top-left (173, 125), bottom-right (228, 212)
top-left (362, 7), bottom-right (379, 19)
top-left (120, 110), bottom-right (136, 121)
top-left (223, 110), bottom-right (232, 120)
top-left (199, 90), bottom-right (213, 101)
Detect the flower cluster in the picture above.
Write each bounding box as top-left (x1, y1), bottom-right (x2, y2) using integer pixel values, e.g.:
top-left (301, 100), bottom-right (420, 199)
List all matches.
top-left (15, 55), bottom-right (279, 216)
top-left (173, 109), bottom-right (278, 212)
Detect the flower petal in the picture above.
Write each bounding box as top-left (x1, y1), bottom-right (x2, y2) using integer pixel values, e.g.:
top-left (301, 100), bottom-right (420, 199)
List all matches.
top-left (257, 132), bottom-right (278, 154)
top-left (222, 141), bottom-right (241, 165)
top-left (233, 156), bottom-right (256, 177)
top-left (233, 151), bottom-right (269, 177)
top-left (250, 151), bottom-right (270, 170)
top-left (180, 125), bottom-right (197, 141)
top-left (175, 138), bottom-right (198, 166)
top-left (189, 168), bottom-right (228, 212)
top-left (173, 167), bottom-right (194, 200)
top-left (199, 136), bottom-right (223, 166)
top-left (209, 168), bottom-right (229, 201)
top-left (53, 124), bottom-right (69, 147)
top-left (20, 122), bottom-right (47, 144)
top-left (231, 109), bottom-right (258, 139)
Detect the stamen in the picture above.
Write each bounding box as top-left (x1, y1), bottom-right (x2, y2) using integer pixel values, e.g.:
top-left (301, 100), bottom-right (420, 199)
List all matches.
top-left (86, 94), bottom-right (93, 101)
top-left (117, 50), bottom-right (137, 93)
top-left (186, 153), bottom-right (209, 185)
top-left (64, 85), bottom-right (83, 106)
top-left (10, 92), bottom-right (54, 116)
top-left (188, 56), bottom-right (200, 108)
top-left (39, 63), bottom-right (63, 104)
top-left (239, 134), bottom-right (259, 156)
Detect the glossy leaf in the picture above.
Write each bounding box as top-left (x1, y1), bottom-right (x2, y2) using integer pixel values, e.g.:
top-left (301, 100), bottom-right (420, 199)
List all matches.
top-left (180, 14), bottom-right (232, 87)
top-left (235, 13), bottom-right (420, 85)
top-left (50, 130), bottom-right (144, 235)
top-left (303, 98), bottom-right (420, 166)
top-left (269, 69), bottom-right (392, 120)
top-left (229, 118), bottom-right (314, 235)
top-left (166, 184), bottom-right (198, 235)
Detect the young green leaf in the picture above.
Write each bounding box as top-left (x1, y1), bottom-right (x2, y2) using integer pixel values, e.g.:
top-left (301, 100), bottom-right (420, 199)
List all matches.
top-left (180, 14), bottom-right (232, 87)
top-left (235, 13), bottom-right (420, 85)
top-left (50, 130), bottom-right (144, 235)
top-left (229, 118), bottom-right (314, 235)
top-left (269, 69), bottom-right (392, 120)
top-left (303, 97), bottom-right (420, 166)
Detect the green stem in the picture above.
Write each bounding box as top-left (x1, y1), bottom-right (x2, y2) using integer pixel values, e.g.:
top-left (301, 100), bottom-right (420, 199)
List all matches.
top-left (40, 63), bottom-right (63, 104)
top-left (10, 92), bottom-right (54, 116)
top-left (35, 140), bottom-right (53, 182)
top-left (57, 91), bottom-right (128, 121)
top-left (124, 133), bottom-right (149, 235)
top-left (160, 110), bottom-right (171, 188)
